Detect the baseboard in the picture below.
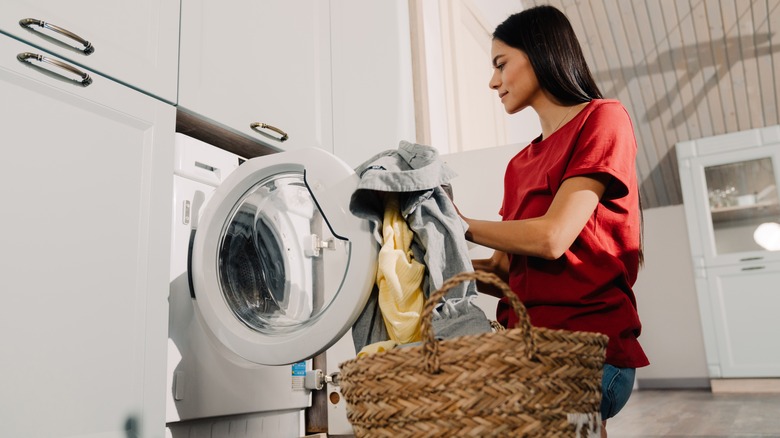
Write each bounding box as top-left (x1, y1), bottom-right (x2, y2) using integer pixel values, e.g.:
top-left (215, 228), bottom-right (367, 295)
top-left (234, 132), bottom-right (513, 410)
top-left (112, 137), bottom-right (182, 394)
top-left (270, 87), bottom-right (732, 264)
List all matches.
top-left (636, 377), bottom-right (711, 390)
top-left (710, 378), bottom-right (780, 393)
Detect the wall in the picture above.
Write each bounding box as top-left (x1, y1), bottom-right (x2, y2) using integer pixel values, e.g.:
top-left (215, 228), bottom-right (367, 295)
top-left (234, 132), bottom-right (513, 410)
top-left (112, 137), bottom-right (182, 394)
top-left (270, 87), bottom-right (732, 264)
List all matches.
top-left (633, 205), bottom-right (709, 388)
top-left (442, 143), bottom-right (523, 318)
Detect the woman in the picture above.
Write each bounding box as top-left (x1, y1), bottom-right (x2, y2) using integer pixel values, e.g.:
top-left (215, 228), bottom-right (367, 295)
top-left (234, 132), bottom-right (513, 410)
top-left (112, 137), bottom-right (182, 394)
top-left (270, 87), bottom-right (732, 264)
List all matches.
top-left (459, 5), bottom-right (649, 436)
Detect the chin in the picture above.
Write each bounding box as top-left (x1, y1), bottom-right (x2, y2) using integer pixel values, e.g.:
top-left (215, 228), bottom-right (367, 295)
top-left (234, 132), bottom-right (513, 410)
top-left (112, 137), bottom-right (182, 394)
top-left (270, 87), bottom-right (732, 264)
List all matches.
top-left (505, 102), bottom-right (529, 115)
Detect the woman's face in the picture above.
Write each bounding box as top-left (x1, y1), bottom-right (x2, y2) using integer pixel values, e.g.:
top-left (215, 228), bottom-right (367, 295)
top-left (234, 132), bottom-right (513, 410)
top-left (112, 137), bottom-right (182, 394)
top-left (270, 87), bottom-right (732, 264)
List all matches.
top-left (489, 39), bottom-right (541, 114)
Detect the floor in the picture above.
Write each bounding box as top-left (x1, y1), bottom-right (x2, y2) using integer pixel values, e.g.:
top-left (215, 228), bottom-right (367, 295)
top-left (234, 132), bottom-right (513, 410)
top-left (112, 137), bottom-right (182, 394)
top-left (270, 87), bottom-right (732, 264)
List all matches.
top-left (605, 389), bottom-right (780, 437)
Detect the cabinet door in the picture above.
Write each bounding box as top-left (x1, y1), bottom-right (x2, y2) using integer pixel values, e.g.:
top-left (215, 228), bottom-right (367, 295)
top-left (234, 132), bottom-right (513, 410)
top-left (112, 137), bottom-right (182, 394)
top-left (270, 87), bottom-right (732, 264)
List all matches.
top-left (705, 262), bottom-right (780, 377)
top-left (179, 0), bottom-right (333, 153)
top-left (2, 0), bottom-right (180, 102)
top-left (329, 0), bottom-right (416, 167)
top-left (0, 37), bottom-right (173, 438)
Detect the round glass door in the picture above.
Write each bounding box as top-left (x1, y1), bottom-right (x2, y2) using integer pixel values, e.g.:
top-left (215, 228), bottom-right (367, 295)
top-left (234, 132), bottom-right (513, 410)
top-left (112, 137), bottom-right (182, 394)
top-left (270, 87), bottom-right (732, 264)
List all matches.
top-left (220, 172), bottom-right (317, 333)
top-left (190, 148), bottom-right (376, 365)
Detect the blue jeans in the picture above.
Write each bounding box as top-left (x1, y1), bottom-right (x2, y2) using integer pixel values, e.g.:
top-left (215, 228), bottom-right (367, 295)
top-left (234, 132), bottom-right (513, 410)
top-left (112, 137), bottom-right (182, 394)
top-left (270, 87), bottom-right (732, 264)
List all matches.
top-left (600, 364), bottom-right (635, 420)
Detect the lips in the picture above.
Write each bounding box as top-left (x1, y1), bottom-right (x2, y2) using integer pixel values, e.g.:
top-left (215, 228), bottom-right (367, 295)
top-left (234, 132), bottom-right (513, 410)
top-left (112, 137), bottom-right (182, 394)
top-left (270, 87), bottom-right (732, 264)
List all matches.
top-left (499, 91), bottom-right (508, 100)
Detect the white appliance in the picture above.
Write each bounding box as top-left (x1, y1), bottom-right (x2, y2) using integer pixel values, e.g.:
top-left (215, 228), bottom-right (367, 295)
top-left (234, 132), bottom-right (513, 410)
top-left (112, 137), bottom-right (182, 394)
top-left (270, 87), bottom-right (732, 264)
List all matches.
top-left (167, 134), bottom-right (376, 436)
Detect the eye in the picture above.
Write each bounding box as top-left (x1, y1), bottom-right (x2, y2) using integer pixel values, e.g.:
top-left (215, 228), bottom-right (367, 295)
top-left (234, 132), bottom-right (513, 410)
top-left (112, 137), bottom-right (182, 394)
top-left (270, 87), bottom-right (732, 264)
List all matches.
top-left (496, 63), bottom-right (506, 71)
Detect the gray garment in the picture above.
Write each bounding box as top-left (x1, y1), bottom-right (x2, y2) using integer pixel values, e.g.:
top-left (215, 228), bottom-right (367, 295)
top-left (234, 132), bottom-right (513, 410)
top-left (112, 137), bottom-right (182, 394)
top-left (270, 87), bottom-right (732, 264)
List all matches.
top-left (350, 284), bottom-right (388, 352)
top-left (350, 141), bottom-right (492, 351)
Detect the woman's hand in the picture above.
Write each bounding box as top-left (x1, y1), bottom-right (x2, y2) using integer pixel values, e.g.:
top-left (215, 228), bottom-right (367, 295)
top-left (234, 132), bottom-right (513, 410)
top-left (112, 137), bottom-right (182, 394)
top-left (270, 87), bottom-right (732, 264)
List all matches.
top-left (472, 251), bottom-right (510, 298)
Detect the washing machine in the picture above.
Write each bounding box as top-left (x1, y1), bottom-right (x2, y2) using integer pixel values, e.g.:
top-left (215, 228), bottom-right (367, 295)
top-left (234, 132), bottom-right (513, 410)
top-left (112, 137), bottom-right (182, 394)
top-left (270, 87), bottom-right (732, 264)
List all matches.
top-left (167, 133), bottom-right (376, 437)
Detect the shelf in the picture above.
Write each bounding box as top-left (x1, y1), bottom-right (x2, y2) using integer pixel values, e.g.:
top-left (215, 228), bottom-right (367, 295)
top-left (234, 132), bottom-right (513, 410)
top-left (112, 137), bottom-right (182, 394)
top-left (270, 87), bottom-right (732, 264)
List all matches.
top-left (711, 201), bottom-right (780, 225)
top-left (711, 200), bottom-right (780, 214)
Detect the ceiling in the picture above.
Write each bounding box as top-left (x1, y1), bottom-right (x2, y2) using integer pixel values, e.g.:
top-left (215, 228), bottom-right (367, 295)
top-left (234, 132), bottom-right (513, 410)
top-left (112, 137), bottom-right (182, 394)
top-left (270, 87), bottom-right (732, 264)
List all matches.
top-left (518, 0), bottom-right (780, 209)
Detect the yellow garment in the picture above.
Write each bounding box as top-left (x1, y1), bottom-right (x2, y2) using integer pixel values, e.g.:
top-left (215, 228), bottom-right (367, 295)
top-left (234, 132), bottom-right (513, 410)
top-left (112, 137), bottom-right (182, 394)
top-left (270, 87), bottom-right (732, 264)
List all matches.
top-left (376, 194), bottom-right (425, 344)
top-left (357, 340), bottom-right (399, 358)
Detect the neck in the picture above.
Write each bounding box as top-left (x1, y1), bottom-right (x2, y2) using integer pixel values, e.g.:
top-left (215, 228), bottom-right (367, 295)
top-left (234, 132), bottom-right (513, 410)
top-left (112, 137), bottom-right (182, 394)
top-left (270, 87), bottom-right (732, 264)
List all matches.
top-left (539, 101), bottom-right (587, 140)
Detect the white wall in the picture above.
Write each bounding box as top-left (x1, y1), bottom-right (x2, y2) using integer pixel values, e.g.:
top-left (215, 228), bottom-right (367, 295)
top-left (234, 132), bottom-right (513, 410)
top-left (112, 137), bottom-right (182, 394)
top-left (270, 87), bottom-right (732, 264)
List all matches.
top-left (634, 205), bottom-right (709, 387)
top-left (442, 143), bottom-right (523, 319)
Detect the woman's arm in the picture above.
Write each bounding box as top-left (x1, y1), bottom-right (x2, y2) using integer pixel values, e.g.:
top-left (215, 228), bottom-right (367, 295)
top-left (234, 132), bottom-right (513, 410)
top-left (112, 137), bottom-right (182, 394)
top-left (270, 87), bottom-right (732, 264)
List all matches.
top-left (464, 174), bottom-right (611, 259)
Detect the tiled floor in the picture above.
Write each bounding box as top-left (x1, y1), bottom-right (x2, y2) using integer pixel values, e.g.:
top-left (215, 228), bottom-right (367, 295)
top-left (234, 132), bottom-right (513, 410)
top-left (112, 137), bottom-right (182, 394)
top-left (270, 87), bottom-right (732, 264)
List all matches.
top-left (605, 389), bottom-right (780, 437)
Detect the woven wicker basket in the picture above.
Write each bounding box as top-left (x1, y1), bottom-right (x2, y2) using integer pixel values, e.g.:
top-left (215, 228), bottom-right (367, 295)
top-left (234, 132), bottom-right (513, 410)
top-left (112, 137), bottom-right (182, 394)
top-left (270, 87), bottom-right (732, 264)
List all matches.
top-left (338, 271), bottom-right (608, 437)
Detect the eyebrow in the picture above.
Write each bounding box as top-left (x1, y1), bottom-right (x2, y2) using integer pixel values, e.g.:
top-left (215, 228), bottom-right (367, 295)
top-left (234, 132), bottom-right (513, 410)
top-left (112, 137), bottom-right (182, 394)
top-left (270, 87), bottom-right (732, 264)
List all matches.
top-left (492, 55), bottom-right (503, 68)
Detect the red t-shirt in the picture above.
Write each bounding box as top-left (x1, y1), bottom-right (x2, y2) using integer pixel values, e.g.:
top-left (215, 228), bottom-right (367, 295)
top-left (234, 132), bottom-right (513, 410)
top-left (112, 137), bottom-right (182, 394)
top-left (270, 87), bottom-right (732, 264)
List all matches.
top-left (497, 99), bottom-right (649, 368)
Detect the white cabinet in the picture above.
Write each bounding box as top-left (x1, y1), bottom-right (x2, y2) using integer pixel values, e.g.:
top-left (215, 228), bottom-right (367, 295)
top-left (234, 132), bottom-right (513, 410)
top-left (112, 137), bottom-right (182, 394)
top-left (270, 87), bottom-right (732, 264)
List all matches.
top-left (0, 35), bottom-right (173, 438)
top-left (329, 1), bottom-right (415, 167)
top-left (178, 0), bottom-right (416, 162)
top-left (677, 125), bottom-right (780, 378)
top-left (1, 0), bottom-right (180, 102)
top-left (179, 0), bottom-right (333, 153)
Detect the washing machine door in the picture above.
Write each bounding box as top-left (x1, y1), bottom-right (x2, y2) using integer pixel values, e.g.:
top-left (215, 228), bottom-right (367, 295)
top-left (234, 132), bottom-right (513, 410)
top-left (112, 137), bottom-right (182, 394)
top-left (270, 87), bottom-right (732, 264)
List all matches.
top-left (190, 147), bottom-right (377, 366)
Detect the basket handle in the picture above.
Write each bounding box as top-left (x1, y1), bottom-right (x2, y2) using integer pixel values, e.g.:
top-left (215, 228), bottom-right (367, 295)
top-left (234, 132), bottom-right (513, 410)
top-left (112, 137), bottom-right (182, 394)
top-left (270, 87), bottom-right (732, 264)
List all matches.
top-left (420, 271), bottom-right (536, 373)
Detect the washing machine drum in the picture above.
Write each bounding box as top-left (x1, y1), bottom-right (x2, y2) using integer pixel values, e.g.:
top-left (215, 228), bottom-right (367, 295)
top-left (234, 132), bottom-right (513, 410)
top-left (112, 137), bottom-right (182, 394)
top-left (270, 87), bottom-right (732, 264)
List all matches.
top-left (190, 148), bottom-right (377, 366)
top-left (219, 191), bottom-right (294, 331)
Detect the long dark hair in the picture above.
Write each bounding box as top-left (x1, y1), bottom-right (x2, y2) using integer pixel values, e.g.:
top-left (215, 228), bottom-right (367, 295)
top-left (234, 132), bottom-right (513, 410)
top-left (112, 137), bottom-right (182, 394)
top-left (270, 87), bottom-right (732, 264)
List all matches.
top-left (493, 5), bottom-right (602, 105)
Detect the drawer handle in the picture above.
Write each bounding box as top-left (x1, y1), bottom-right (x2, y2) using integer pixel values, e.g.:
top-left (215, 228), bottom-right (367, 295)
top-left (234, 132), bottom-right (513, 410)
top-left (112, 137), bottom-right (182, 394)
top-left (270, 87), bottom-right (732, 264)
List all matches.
top-left (17, 52), bottom-right (93, 87)
top-left (19, 18), bottom-right (95, 55)
top-left (741, 266), bottom-right (765, 271)
top-left (250, 122), bottom-right (289, 142)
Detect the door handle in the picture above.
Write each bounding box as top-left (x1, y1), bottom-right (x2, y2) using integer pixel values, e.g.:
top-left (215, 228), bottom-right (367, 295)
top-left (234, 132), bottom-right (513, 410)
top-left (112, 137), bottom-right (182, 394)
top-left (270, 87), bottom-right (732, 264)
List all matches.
top-left (17, 52), bottom-right (93, 87)
top-left (19, 18), bottom-right (94, 55)
top-left (250, 122), bottom-right (289, 142)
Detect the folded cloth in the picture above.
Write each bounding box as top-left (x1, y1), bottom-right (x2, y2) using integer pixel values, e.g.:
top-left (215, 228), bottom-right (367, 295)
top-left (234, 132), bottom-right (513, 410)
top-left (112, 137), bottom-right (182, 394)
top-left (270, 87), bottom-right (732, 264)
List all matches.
top-left (376, 194), bottom-right (425, 344)
top-left (350, 141), bottom-right (492, 352)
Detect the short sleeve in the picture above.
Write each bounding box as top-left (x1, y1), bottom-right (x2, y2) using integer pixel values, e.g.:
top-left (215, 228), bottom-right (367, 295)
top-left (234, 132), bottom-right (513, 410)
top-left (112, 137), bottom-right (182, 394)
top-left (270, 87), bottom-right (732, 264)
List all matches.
top-left (563, 102), bottom-right (637, 200)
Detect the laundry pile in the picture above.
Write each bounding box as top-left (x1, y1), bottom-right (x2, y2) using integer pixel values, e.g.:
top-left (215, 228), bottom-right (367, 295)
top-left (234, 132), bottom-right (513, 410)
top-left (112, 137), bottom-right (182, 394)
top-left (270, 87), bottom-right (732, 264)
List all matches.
top-left (349, 141), bottom-right (492, 355)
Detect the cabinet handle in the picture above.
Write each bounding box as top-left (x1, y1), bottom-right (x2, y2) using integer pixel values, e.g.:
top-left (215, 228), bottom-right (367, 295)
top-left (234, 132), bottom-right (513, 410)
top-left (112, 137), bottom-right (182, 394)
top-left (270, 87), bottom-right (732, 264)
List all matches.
top-left (19, 18), bottom-right (94, 55)
top-left (17, 52), bottom-right (93, 87)
top-left (741, 266), bottom-right (765, 271)
top-left (739, 256), bottom-right (763, 262)
top-left (250, 122), bottom-right (289, 142)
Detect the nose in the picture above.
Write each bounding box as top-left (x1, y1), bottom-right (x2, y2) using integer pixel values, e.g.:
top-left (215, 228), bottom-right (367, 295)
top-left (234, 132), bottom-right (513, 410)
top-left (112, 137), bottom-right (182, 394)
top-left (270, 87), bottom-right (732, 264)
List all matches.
top-left (489, 69), bottom-right (500, 90)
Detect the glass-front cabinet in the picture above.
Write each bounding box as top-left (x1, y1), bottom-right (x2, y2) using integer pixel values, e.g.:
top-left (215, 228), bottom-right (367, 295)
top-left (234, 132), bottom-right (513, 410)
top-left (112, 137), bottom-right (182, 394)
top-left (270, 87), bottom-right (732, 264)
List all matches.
top-left (678, 125), bottom-right (780, 378)
top-left (678, 127), bottom-right (780, 267)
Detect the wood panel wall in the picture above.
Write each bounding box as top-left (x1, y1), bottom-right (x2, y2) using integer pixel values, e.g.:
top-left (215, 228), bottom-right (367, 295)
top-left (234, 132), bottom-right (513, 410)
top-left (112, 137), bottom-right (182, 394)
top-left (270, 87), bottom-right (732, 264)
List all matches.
top-left (520, 0), bottom-right (780, 208)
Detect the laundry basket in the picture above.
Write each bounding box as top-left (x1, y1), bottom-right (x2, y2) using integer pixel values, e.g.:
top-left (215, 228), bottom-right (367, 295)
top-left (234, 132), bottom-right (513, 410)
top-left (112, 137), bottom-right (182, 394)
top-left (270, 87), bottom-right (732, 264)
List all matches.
top-left (338, 271), bottom-right (608, 437)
